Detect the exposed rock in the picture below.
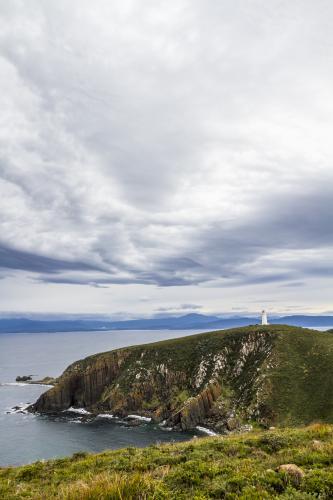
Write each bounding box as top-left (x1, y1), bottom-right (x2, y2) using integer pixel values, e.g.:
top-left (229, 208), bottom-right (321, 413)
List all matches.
top-left (312, 439), bottom-right (323, 450)
top-left (214, 421), bottom-right (228, 432)
top-left (29, 376), bottom-right (57, 386)
top-left (277, 464), bottom-right (305, 485)
top-left (16, 375), bottom-right (32, 382)
top-left (169, 381), bottom-right (222, 430)
top-left (239, 424), bottom-right (253, 433)
top-left (32, 350), bottom-right (132, 413)
top-left (226, 417), bottom-right (240, 431)
top-left (15, 375), bottom-right (57, 385)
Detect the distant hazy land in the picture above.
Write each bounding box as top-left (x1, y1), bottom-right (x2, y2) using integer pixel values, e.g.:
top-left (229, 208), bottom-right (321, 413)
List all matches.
top-left (0, 313), bottom-right (333, 333)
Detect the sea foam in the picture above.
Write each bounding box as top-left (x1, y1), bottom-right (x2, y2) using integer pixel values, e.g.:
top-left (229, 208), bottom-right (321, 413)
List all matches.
top-left (195, 426), bottom-right (218, 436)
top-left (64, 407), bottom-right (92, 415)
top-left (127, 414), bottom-right (152, 422)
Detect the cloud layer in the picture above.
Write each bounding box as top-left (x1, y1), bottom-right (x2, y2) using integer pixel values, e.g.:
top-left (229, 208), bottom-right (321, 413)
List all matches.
top-left (0, 0), bottom-right (333, 313)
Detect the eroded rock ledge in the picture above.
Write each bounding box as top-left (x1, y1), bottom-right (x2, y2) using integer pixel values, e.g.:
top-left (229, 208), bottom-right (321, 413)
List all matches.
top-left (168, 380), bottom-right (222, 430)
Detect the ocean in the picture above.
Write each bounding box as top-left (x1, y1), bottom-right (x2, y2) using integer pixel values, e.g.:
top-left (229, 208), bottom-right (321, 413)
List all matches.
top-left (0, 329), bottom-right (203, 466)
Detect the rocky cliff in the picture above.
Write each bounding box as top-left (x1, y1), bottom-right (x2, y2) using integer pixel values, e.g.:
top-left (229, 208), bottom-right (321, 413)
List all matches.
top-left (31, 325), bottom-right (333, 431)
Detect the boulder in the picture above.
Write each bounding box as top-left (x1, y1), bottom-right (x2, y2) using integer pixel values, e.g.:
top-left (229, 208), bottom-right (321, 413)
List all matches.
top-left (277, 464), bottom-right (305, 485)
top-left (312, 439), bottom-right (323, 450)
top-left (226, 417), bottom-right (240, 431)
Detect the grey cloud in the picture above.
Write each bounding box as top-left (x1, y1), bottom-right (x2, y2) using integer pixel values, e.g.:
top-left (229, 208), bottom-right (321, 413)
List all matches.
top-left (155, 304), bottom-right (202, 312)
top-left (0, 245), bottom-right (100, 274)
top-left (187, 182), bottom-right (333, 286)
top-left (279, 282), bottom-right (305, 288)
top-left (36, 271), bottom-right (198, 287)
top-left (5, 178), bottom-right (333, 288)
top-left (0, 0), bottom-right (333, 308)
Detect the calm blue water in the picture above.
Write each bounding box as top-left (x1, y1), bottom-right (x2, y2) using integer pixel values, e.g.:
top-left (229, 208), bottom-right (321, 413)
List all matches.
top-left (0, 329), bottom-right (203, 466)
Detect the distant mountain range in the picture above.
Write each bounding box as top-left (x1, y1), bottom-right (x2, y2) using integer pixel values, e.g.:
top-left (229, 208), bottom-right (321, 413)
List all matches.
top-left (0, 313), bottom-right (333, 333)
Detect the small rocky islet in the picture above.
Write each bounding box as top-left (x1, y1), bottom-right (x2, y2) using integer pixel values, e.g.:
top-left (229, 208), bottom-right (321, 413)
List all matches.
top-left (15, 375), bottom-right (57, 385)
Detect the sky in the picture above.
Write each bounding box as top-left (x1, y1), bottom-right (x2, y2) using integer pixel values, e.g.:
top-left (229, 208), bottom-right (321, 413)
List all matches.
top-left (0, 0), bottom-right (333, 318)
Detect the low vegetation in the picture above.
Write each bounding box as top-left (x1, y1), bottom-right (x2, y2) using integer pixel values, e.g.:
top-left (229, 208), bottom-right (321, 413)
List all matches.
top-left (1, 424), bottom-right (333, 498)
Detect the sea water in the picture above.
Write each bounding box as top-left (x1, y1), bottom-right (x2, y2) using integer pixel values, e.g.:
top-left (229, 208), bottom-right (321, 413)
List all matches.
top-left (0, 329), bottom-right (201, 466)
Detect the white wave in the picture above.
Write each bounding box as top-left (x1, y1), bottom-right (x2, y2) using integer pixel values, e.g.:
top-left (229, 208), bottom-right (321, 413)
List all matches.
top-left (1, 381), bottom-right (53, 387)
top-left (97, 413), bottom-right (115, 419)
top-left (1, 382), bottom-right (30, 386)
top-left (30, 383), bottom-right (54, 387)
top-left (65, 407), bottom-right (92, 415)
top-left (196, 426), bottom-right (218, 436)
top-left (6, 403), bottom-right (30, 415)
top-left (127, 414), bottom-right (152, 422)
top-left (158, 420), bottom-right (172, 431)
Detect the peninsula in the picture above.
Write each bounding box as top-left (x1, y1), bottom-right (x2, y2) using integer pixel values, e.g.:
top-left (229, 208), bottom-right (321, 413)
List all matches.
top-left (31, 325), bottom-right (333, 432)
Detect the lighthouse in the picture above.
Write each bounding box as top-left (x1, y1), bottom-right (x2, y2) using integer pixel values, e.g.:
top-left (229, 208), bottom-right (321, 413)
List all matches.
top-left (261, 310), bottom-right (268, 325)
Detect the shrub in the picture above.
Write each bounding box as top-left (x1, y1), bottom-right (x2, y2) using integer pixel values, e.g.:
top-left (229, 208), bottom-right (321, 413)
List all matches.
top-left (60, 472), bottom-right (158, 499)
top-left (258, 434), bottom-right (289, 452)
top-left (71, 451), bottom-right (89, 461)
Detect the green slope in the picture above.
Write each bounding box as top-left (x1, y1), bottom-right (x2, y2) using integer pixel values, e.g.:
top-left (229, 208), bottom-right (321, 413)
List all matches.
top-left (1, 424), bottom-right (333, 499)
top-left (266, 327), bottom-right (333, 425)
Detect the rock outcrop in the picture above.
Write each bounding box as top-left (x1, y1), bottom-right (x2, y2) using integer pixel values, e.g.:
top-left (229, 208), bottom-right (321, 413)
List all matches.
top-left (16, 375), bottom-right (32, 382)
top-left (33, 350), bottom-right (131, 413)
top-left (169, 380), bottom-right (222, 430)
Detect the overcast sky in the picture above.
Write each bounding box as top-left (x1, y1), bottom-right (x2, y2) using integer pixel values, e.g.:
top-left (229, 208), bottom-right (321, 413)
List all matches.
top-left (0, 0), bottom-right (332, 318)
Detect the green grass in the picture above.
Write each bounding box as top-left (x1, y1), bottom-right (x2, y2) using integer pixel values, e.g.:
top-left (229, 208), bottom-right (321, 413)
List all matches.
top-left (1, 424), bottom-right (333, 498)
top-left (266, 328), bottom-right (333, 425)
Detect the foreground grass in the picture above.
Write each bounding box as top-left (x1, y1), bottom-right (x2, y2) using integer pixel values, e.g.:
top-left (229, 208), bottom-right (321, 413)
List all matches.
top-left (1, 424), bottom-right (333, 499)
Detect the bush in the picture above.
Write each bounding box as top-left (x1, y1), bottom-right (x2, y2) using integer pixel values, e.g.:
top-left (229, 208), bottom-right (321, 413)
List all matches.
top-left (71, 451), bottom-right (89, 461)
top-left (60, 472), bottom-right (158, 499)
top-left (258, 434), bottom-right (289, 452)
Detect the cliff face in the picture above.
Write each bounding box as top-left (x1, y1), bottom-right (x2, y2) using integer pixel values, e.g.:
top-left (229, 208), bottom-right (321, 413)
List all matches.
top-left (33, 350), bottom-right (131, 412)
top-left (31, 325), bottom-right (333, 430)
top-left (169, 380), bottom-right (222, 430)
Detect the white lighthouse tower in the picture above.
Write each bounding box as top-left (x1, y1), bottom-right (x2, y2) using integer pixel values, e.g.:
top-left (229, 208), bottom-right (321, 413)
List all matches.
top-left (261, 310), bottom-right (268, 325)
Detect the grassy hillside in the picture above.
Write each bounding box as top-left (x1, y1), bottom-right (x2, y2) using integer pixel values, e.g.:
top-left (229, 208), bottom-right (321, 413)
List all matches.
top-left (265, 327), bottom-right (333, 425)
top-left (1, 424), bottom-right (333, 499)
top-left (32, 325), bottom-right (333, 430)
